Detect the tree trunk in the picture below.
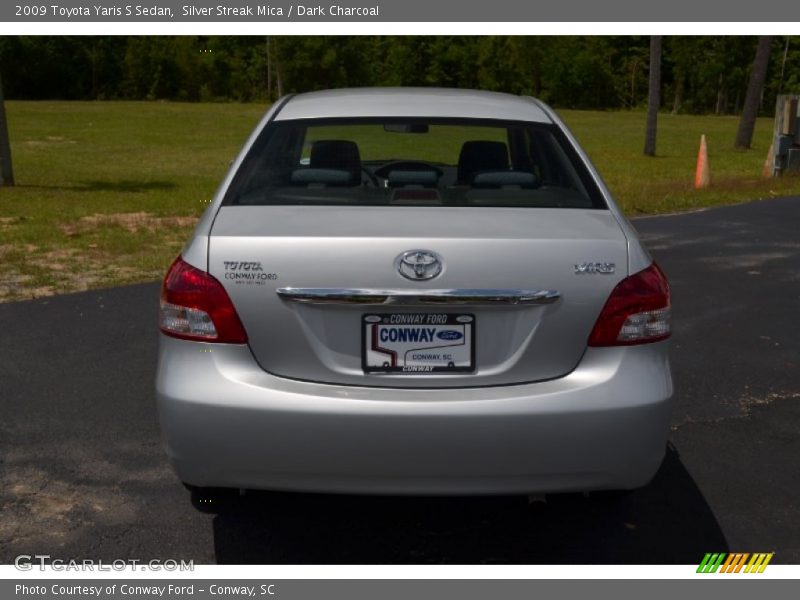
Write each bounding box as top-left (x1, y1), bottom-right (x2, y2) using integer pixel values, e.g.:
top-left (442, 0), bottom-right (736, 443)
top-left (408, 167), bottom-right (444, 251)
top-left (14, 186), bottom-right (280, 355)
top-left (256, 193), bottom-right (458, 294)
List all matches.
top-left (273, 38), bottom-right (284, 98)
top-left (672, 74), bottom-right (683, 115)
top-left (644, 36), bottom-right (661, 157)
top-left (533, 71), bottom-right (542, 96)
top-left (266, 36), bottom-right (272, 102)
top-left (629, 60), bottom-right (638, 109)
top-left (0, 75), bottom-right (14, 187)
top-left (777, 36), bottom-right (790, 95)
top-left (735, 36), bottom-right (773, 150)
top-left (90, 40), bottom-right (99, 100)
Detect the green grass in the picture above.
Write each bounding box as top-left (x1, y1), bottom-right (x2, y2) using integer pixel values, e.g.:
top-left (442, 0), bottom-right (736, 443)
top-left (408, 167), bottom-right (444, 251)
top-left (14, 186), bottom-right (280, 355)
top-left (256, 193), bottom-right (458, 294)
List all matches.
top-left (302, 123), bottom-right (507, 164)
top-left (0, 101), bottom-right (798, 302)
top-left (562, 109), bottom-right (799, 214)
top-left (0, 101), bottom-right (265, 301)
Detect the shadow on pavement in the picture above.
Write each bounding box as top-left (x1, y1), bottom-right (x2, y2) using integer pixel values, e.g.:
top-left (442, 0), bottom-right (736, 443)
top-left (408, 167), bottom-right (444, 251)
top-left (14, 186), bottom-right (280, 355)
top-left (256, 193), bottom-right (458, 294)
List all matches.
top-left (14, 180), bottom-right (177, 193)
top-left (210, 446), bottom-right (726, 564)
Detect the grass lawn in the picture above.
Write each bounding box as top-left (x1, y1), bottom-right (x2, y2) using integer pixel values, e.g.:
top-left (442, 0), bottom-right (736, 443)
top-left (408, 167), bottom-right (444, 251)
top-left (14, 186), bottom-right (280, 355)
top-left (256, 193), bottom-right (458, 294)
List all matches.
top-left (0, 101), bottom-right (264, 302)
top-left (563, 110), bottom-right (800, 214)
top-left (1, 100), bottom-right (798, 302)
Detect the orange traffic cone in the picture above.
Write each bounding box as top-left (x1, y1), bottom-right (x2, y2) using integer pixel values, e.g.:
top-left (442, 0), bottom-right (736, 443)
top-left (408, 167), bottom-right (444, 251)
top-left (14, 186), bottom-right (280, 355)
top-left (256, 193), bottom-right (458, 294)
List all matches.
top-left (695, 134), bottom-right (710, 189)
top-left (762, 143), bottom-right (774, 178)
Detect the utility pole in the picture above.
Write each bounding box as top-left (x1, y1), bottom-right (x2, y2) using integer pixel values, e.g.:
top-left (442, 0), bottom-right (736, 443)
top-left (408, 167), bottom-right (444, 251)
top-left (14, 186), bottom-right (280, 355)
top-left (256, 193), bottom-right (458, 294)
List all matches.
top-left (735, 36), bottom-right (773, 150)
top-left (644, 36), bottom-right (662, 156)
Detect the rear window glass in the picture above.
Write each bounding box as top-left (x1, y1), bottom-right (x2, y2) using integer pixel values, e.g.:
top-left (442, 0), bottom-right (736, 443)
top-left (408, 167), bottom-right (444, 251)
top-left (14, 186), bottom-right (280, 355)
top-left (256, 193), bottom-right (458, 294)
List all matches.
top-left (223, 118), bottom-right (606, 209)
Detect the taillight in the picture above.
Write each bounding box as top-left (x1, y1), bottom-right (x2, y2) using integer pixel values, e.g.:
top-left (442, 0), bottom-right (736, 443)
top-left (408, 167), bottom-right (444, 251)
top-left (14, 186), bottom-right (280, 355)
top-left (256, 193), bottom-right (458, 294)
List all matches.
top-left (587, 262), bottom-right (670, 347)
top-left (159, 257), bottom-right (248, 344)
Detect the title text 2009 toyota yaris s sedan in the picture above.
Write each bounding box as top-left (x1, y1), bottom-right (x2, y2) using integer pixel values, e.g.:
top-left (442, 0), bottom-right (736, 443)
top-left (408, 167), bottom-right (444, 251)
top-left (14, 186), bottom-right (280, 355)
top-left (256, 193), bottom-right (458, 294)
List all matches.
top-left (156, 88), bottom-right (672, 500)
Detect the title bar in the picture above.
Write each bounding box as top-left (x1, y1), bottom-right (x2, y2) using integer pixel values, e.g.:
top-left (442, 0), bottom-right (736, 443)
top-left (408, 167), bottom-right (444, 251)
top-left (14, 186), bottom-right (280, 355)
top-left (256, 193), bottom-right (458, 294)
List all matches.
top-left (4, 0), bottom-right (800, 22)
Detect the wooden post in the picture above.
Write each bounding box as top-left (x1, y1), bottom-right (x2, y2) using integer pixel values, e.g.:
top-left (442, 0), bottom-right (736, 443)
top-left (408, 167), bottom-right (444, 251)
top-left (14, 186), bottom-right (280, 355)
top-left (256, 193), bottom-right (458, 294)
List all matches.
top-left (782, 97), bottom-right (797, 136)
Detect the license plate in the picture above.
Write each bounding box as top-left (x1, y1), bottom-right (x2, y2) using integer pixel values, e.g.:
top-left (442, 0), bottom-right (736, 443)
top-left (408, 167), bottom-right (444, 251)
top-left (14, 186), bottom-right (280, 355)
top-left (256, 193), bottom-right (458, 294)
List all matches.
top-left (362, 313), bottom-right (474, 374)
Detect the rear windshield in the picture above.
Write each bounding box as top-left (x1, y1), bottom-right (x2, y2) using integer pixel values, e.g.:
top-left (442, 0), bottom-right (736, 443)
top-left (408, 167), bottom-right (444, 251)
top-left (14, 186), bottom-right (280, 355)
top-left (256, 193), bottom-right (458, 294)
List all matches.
top-left (223, 118), bottom-right (606, 209)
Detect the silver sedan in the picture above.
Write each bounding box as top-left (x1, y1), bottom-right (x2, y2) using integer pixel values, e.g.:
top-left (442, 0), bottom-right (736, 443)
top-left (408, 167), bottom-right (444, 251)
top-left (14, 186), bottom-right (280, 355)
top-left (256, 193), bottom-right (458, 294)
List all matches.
top-left (156, 88), bottom-right (672, 499)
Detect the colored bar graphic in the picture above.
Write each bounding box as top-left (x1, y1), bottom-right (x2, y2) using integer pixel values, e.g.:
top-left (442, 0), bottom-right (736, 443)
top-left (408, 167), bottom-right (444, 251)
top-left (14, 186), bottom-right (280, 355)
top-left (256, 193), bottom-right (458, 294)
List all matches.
top-left (697, 553), bottom-right (726, 573)
top-left (719, 553), bottom-right (735, 572)
top-left (732, 553), bottom-right (749, 573)
top-left (697, 552), bottom-right (774, 573)
top-left (745, 553), bottom-right (775, 573)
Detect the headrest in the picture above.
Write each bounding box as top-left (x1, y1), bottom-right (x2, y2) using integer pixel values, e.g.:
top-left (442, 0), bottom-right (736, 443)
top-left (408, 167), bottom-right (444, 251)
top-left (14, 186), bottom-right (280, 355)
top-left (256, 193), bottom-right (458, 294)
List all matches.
top-left (457, 141), bottom-right (509, 184)
top-left (309, 140), bottom-right (362, 186)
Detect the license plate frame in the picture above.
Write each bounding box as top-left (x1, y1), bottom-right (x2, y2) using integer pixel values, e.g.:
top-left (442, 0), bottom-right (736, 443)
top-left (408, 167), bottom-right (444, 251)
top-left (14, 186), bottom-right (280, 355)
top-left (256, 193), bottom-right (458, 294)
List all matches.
top-left (362, 313), bottom-right (475, 374)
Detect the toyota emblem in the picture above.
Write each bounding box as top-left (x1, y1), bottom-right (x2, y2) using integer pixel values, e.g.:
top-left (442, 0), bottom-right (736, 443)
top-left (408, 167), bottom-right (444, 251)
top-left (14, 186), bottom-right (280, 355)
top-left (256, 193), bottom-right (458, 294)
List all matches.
top-left (395, 250), bottom-right (443, 281)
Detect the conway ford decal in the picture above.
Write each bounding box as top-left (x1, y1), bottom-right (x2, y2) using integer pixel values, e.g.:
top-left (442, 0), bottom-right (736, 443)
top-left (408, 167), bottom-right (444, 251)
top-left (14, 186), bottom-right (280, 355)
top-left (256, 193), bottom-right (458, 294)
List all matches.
top-left (223, 261), bottom-right (278, 284)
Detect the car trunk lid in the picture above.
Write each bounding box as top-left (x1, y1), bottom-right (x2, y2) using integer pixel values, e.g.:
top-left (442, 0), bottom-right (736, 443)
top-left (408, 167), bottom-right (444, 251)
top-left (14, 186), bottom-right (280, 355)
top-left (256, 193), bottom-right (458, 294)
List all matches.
top-left (208, 205), bottom-right (628, 388)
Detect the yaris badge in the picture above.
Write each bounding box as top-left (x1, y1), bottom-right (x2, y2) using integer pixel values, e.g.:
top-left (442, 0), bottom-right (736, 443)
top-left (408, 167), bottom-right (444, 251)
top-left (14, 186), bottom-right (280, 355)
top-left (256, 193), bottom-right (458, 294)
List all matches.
top-left (574, 262), bottom-right (615, 274)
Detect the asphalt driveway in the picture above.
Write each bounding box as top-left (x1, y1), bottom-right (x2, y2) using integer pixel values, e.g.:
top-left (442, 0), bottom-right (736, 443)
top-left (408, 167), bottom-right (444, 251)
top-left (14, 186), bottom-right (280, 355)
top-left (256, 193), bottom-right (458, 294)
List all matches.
top-left (1, 196), bottom-right (798, 564)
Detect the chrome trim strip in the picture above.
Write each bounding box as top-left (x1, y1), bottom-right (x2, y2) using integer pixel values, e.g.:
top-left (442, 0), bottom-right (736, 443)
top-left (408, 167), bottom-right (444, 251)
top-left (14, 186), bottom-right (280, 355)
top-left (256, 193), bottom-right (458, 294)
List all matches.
top-left (276, 288), bottom-right (560, 306)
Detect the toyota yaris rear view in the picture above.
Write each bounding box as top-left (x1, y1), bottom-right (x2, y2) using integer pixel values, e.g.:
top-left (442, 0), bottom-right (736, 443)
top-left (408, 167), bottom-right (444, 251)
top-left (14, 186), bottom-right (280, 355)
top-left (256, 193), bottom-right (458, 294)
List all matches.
top-left (156, 87), bottom-right (672, 498)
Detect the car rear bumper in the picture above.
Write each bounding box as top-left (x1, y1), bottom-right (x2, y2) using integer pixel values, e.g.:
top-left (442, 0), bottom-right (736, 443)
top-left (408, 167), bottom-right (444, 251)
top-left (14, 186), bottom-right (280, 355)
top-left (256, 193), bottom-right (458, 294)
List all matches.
top-left (156, 335), bottom-right (673, 495)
